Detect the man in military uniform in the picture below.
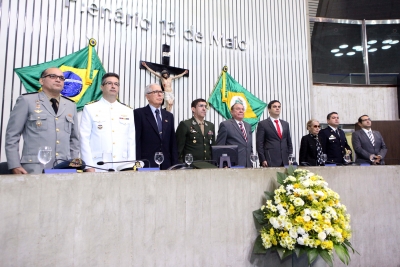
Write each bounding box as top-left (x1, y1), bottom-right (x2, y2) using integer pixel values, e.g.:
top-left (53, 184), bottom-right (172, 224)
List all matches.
top-left (5, 67), bottom-right (80, 174)
top-left (79, 73), bottom-right (136, 172)
top-left (176, 98), bottom-right (215, 162)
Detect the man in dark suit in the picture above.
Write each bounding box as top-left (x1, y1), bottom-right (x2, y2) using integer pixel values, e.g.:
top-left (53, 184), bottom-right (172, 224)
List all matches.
top-left (176, 98), bottom-right (215, 162)
top-left (256, 100), bottom-right (293, 167)
top-left (215, 102), bottom-right (252, 167)
top-left (352, 115), bottom-right (387, 165)
top-left (134, 83), bottom-right (178, 170)
top-left (319, 112), bottom-right (352, 164)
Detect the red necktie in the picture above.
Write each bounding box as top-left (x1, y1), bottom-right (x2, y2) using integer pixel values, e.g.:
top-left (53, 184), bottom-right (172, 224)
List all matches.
top-left (274, 119), bottom-right (282, 139)
top-left (239, 122), bottom-right (248, 142)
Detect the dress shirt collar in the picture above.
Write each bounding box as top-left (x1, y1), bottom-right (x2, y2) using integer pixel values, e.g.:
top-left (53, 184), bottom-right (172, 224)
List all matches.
top-left (100, 97), bottom-right (118, 107)
top-left (361, 128), bottom-right (372, 135)
top-left (328, 125), bottom-right (338, 131)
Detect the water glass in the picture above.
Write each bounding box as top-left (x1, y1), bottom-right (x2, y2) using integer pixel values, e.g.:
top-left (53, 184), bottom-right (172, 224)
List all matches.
top-left (185, 154), bottom-right (193, 167)
top-left (250, 153), bottom-right (258, 168)
top-left (154, 152), bottom-right (164, 169)
top-left (38, 146), bottom-right (52, 170)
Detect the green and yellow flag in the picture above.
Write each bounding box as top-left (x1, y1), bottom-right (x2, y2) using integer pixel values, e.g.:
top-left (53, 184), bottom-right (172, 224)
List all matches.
top-left (208, 67), bottom-right (267, 131)
top-left (14, 39), bottom-right (106, 111)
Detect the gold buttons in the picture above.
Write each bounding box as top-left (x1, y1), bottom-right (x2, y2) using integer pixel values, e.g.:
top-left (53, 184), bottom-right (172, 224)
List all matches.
top-left (55, 117), bottom-right (58, 120)
top-left (56, 140), bottom-right (60, 144)
top-left (56, 128), bottom-right (59, 132)
top-left (29, 160), bottom-right (32, 162)
top-left (56, 153), bottom-right (59, 156)
top-left (113, 142), bottom-right (116, 145)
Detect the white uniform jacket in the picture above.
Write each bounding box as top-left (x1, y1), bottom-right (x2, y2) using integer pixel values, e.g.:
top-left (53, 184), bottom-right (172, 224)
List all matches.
top-left (80, 97), bottom-right (136, 171)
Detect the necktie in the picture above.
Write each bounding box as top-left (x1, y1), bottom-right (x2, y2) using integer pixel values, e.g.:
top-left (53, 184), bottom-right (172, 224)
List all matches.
top-left (314, 135), bottom-right (323, 165)
top-left (368, 131), bottom-right (375, 146)
top-left (238, 122), bottom-right (248, 142)
top-left (198, 121), bottom-right (204, 135)
top-left (274, 119), bottom-right (282, 139)
top-left (155, 109), bottom-right (162, 137)
top-left (50, 98), bottom-right (58, 114)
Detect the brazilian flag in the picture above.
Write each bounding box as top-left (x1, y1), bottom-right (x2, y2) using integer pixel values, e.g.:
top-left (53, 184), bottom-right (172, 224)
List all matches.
top-left (208, 67), bottom-right (267, 131)
top-left (14, 40), bottom-right (106, 111)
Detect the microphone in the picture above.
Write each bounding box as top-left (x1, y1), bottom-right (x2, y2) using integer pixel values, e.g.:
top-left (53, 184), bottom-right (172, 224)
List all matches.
top-left (53, 159), bottom-right (115, 172)
top-left (97, 159), bottom-right (151, 168)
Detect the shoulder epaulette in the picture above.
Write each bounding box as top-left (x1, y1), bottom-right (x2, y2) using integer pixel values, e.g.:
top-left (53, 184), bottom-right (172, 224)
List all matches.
top-left (61, 95), bottom-right (76, 102)
top-left (22, 92), bottom-right (39, 96)
top-left (85, 100), bottom-right (99, 105)
top-left (118, 101), bottom-right (133, 109)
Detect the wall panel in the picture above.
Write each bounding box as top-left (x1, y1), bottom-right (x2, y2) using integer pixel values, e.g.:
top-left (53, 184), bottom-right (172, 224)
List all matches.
top-left (0, 0), bottom-right (311, 162)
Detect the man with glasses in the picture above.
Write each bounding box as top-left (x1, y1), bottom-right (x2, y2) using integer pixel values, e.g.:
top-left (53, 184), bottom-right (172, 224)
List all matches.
top-left (5, 67), bottom-right (80, 174)
top-left (134, 83), bottom-right (178, 170)
top-left (176, 98), bottom-right (215, 162)
top-left (319, 112), bottom-right (352, 164)
top-left (352, 115), bottom-right (387, 165)
top-left (79, 73), bottom-right (136, 172)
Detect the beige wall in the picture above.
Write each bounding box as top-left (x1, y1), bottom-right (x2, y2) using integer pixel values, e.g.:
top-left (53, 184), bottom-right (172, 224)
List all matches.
top-left (311, 85), bottom-right (399, 124)
top-left (1, 166), bottom-right (400, 266)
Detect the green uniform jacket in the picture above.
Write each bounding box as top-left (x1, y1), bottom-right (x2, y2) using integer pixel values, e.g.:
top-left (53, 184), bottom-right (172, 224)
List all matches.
top-left (176, 117), bottom-right (216, 162)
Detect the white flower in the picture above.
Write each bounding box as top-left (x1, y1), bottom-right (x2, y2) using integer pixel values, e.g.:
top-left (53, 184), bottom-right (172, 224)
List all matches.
top-left (316, 190), bottom-right (324, 197)
top-left (289, 228), bottom-right (298, 239)
top-left (303, 215), bottom-right (311, 222)
top-left (274, 195), bottom-right (281, 204)
top-left (270, 217), bottom-right (280, 229)
top-left (293, 197), bottom-right (305, 207)
top-left (297, 237), bottom-right (305, 245)
top-left (318, 231), bottom-right (327, 241)
top-left (297, 227), bottom-right (306, 235)
top-left (310, 210), bottom-right (319, 218)
top-left (304, 208), bottom-right (311, 215)
top-left (302, 180), bottom-right (310, 187)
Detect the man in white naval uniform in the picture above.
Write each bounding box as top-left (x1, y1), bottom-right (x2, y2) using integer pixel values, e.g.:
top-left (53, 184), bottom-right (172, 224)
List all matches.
top-left (79, 73), bottom-right (135, 172)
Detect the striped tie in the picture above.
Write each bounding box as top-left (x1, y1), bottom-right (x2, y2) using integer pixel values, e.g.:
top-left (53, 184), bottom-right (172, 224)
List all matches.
top-left (368, 131), bottom-right (375, 146)
top-left (239, 122), bottom-right (248, 142)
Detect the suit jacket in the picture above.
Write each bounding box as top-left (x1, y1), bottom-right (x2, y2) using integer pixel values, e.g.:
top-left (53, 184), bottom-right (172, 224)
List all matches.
top-left (176, 117), bottom-right (216, 162)
top-left (5, 91), bottom-right (80, 174)
top-left (319, 127), bottom-right (351, 164)
top-left (256, 118), bottom-right (293, 167)
top-left (215, 119), bottom-right (252, 167)
top-left (134, 105), bottom-right (178, 170)
top-left (299, 134), bottom-right (322, 166)
top-left (352, 129), bottom-right (387, 164)
top-left (80, 98), bottom-right (136, 171)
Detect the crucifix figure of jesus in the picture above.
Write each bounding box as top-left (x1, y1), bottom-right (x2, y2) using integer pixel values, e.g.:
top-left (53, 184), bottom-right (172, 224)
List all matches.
top-left (142, 61), bottom-right (188, 112)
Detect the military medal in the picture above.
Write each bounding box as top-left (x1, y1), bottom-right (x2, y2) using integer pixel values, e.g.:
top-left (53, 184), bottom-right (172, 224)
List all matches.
top-left (34, 100), bottom-right (42, 113)
top-left (98, 125), bottom-right (103, 130)
top-left (192, 120), bottom-right (197, 125)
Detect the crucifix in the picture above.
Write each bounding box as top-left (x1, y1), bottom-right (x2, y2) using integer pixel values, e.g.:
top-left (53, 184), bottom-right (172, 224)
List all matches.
top-left (140, 44), bottom-right (189, 113)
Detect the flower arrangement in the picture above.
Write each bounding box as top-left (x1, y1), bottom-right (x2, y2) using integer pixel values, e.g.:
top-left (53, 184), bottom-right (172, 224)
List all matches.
top-left (252, 167), bottom-right (356, 266)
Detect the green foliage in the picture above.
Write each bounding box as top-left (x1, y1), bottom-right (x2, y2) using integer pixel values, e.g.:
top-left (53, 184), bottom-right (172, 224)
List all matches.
top-left (264, 191), bottom-right (274, 200)
top-left (277, 172), bottom-right (287, 185)
top-left (334, 243), bottom-right (350, 265)
top-left (319, 249), bottom-right (333, 267)
top-left (253, 209), bottom-right (267, 225)
top-left (307, 248), bottom-right (319, 265)
top-left (252, 235), bottom-right (267, 254)
top-left (287, 165), bottom-right (297, 175)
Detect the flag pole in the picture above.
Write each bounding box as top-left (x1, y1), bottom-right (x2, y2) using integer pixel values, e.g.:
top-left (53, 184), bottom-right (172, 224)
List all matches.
top-left (207, 66), bottom-right (228, 109)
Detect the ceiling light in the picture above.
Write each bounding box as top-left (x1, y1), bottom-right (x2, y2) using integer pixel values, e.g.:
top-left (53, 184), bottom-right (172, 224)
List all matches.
top-left (331, 49), bottom-right (340, 53)
top-left (335, 53), bottom-right (343, 57)
top-left (390, 40), bottom-right (399, 44)
top-left (366, 45), bottom-right (371, 48)
top-left (368, 48), bottom-right (377, 52)
top-left (347, 52), bottom-right (356, 56)
top-left (382, 39), bottom-right (392, 44)
top-left (352, 46), bottom-right (362, 51)
top-left (339, 44), bottom-right (348, 49)
top-left (382, 45), bottom-right (391, 50)
top-left (367, 40), bottom-right (377, 44)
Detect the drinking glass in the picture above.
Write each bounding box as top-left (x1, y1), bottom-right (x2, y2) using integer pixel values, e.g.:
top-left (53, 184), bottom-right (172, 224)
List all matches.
top-left (344, 154), bottom-right (351, 164)
top-left (288, 154), bottom-right (295, 165)
top-left (38, 146), bottom-right (52, 171)
top-left (185, 154), bottom-right (193, 168)
top-left (250, 153), bottom-right (258, 168)
top-left (154, 152), bottom-right (164, 169)
top-left (321, 154), bottom-right (328, 165)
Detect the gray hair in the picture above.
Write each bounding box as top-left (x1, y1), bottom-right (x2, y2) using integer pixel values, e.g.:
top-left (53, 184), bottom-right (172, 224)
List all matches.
top-left (145, 83), bottom-right (158, 95)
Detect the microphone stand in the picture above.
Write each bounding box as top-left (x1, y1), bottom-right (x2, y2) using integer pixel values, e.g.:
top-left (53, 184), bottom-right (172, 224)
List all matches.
top-left (97, 159), bottom-right (152, 168)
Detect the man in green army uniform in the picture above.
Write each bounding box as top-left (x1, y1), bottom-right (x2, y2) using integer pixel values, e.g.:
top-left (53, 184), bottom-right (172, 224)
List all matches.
top-left (176, 98), bottom-right (216, 162)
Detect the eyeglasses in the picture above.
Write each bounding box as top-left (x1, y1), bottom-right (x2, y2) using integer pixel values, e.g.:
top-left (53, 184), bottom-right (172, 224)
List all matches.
top-left (41, 74), bottom-right (66, 81)
top-left (197, 104), bottom-right (207, 108)
top-left (147, 90), bottom-right (164, 95)
top-left (361, 118), bottom-right (371, 122)
top-left (102, 81), bottom-right (120, 87)
top-left (312, 125), bottom-right (321, 128)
